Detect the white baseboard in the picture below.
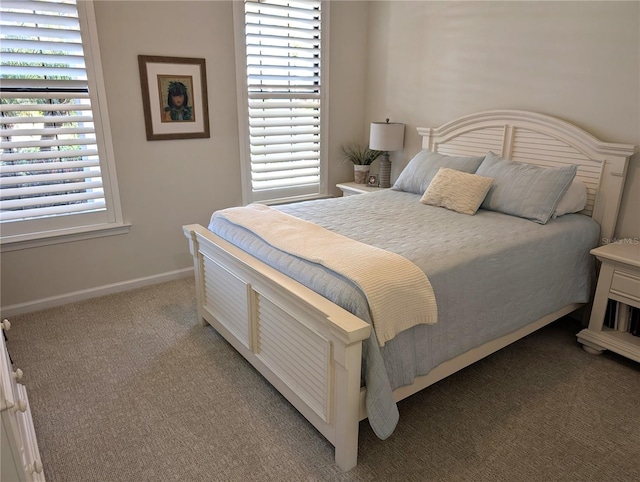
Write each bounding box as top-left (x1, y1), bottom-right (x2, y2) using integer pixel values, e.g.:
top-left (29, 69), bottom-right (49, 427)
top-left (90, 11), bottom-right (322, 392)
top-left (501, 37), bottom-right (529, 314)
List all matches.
top-left (1, 267), bottom-right (194, 318)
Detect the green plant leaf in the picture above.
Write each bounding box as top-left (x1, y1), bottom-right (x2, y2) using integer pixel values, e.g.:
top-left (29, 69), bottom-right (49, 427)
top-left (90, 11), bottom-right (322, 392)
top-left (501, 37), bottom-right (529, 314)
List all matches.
top-left (340, 143), bottom-right (383, 165)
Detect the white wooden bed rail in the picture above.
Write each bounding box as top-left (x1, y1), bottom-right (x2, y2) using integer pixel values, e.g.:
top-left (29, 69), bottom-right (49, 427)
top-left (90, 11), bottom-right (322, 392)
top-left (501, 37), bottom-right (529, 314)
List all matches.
top-left (184, 110), bottom-right (635, 471)
top-left (356, 301), bottom-right (582, 418)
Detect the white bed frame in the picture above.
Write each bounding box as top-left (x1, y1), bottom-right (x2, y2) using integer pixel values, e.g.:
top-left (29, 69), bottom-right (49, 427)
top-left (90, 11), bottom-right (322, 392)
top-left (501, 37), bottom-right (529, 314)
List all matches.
top-left (183, 110), bottom-right (635, 471)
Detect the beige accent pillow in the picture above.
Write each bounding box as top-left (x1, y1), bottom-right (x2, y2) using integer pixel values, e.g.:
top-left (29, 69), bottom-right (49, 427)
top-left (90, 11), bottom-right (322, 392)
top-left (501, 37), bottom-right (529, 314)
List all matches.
top-left (420, 167), bottom-right (493, 215)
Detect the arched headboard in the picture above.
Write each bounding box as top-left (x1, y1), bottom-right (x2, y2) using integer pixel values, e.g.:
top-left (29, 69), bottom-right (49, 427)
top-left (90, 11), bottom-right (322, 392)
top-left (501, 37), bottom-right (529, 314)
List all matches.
top-left (417, 110), bottom-right (636, 242)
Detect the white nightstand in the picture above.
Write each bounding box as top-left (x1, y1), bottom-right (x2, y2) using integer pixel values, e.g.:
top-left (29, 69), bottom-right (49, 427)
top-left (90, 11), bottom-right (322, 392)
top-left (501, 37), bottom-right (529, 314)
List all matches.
top-left (336, 182), bottom-right (386, 196)
top-left (577, 241), bottom-right (640, 362)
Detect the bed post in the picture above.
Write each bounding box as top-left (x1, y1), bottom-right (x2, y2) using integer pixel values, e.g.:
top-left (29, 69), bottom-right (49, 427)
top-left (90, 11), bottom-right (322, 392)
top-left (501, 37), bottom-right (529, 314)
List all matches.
top-left (332, 333), bottom-right (363, 471)
top-left (183, 225), bottom-right (206, 327)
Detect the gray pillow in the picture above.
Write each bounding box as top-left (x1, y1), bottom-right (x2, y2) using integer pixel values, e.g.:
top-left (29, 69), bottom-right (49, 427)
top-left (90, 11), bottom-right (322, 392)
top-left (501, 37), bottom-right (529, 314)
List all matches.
top-left (476, 151), bottom-right (577, 224)
top-left (392, 149), bottom-right (485, 195)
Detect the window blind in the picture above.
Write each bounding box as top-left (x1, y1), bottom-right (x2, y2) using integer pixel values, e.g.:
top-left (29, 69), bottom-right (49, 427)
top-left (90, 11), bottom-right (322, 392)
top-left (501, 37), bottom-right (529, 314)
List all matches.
top-left (0, 0), bottom-right (105, 223)
top-left (242, 0), bottom-right (323, 200)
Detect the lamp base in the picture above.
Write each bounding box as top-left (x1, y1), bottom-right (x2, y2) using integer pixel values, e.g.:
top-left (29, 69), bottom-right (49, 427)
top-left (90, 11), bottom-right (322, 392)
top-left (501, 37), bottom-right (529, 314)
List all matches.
top-left (378, 152), bottom-right (391, 188)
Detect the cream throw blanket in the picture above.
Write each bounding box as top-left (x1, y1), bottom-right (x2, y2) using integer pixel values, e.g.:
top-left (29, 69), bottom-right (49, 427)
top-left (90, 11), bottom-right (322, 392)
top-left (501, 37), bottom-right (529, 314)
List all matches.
top-left (213, 204), bottom-right (437, 346)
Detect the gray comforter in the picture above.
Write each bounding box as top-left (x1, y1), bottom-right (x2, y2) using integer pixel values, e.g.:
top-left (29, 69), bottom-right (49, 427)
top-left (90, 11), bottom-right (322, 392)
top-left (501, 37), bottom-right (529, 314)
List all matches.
top-left (209, 189), bottom-right (600, 438)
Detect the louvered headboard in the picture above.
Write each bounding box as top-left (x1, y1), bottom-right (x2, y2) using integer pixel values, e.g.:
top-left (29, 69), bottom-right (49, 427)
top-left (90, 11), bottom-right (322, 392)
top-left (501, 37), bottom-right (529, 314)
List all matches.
top-left (417, 110), bottom-right (636, 242)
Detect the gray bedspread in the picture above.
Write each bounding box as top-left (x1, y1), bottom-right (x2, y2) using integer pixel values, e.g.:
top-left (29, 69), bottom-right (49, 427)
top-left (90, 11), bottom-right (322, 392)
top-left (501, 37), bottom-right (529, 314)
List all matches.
top-left (208, 189), bottom-right (600, 439)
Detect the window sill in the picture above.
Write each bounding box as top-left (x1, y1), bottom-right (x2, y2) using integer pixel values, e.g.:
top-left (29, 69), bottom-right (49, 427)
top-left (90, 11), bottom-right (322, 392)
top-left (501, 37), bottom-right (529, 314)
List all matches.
top-left (0, 222), bottom-right (131, 252)
top-left (263, 193), bottom-right (332, 206)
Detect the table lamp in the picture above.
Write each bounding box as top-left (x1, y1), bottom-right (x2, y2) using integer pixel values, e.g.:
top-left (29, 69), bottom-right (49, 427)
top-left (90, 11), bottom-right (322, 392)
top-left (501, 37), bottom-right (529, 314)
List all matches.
top-left (369, 119), bottom-right (405, 188)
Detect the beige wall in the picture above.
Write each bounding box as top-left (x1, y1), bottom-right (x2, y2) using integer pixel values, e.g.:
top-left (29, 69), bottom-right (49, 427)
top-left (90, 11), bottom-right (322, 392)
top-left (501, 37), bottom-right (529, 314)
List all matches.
top-left (2, 0), bottom-right (638, 313)
top-left (0, 1), bottom-right (369, 311)
top-left (365, 0), bottom-right (639, 238)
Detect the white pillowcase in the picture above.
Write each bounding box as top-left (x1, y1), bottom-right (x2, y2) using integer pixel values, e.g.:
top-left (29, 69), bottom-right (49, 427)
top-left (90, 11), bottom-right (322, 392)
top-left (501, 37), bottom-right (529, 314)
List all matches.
top-left (420, 168), bottom-right (493, 215)
top-left (553, 180), bottom-right (588, 217)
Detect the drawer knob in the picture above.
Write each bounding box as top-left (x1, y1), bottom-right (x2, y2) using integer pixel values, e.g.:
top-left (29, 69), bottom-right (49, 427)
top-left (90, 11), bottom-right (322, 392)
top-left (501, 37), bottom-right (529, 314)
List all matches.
top-left (13, 399), bottom-right (27, 413)
top-left (12, 368), bottom-right (23, 381)
top-left (29, 460), bottom-right (43, 474)
top-left (1, 319), bottom-right (10, 331)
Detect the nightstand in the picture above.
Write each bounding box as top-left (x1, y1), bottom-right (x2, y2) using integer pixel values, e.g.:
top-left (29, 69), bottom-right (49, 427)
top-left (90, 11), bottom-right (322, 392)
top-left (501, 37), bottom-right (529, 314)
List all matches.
top-left (336, 182), bottom-right (386, 197)
top-left (577, 241), bottom-right (640, 362)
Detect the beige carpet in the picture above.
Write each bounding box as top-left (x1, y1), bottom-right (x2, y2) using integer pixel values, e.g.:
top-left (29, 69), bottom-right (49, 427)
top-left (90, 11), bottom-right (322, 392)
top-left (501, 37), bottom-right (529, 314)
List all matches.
top-left (4, 277), bottom-right (640, 481)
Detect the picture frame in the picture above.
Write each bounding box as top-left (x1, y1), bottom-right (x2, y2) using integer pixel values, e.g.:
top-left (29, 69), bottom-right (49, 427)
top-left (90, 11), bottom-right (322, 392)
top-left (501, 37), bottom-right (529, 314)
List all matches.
top-left (367, 174), bottom-right (379, 187)
top-left (138, 55), bottom-right (210, 141)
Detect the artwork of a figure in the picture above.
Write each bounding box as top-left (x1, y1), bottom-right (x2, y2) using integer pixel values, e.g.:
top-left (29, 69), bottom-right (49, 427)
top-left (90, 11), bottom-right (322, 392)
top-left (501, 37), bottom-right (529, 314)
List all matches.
top-left (140, 55), bottom-right (209, 139)
top-left (160, 78), bottom-right (194, 122)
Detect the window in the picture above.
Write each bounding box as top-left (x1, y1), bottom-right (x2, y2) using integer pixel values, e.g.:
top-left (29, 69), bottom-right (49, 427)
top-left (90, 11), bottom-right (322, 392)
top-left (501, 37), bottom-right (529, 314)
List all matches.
top-left (0, 0), bottom-right (125, 249)
top-left (234, 0), bottom-right (328, 204)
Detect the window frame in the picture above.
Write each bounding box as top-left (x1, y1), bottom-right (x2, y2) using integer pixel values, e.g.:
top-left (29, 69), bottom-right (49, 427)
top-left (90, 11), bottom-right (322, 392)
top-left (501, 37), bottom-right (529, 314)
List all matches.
top-left (233, 0), bottom-right (330, 205)
top-left (0, 0), bottom-right (128, 252)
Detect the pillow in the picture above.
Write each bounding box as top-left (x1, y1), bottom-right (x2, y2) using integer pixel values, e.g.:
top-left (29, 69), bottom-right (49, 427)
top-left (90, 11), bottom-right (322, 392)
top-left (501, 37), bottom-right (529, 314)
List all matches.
top-left (420, 168), bottom-right (493, 215)
top-left (392, 150), bottom-right (485, 195)
top-left (553, 180), bottom-right (587, 217)
top-left (476, 151), bottom-right (577, 224)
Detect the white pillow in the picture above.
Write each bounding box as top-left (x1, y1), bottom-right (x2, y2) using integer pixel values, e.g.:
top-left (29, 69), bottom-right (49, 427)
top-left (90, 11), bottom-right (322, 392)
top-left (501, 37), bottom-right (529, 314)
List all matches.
top-left (420, 168), bottom-right (493, 215)
top-left (553, 180), bottom-right (587, 217)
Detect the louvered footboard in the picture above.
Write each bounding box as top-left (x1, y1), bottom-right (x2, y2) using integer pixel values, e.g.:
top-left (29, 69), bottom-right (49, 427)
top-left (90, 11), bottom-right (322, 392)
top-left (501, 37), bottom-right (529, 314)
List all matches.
top-left (183, 224), bottom-right (371, 471)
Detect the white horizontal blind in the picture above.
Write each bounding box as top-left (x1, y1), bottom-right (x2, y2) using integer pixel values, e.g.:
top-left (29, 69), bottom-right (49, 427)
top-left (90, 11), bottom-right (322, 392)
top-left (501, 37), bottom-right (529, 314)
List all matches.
top-left (242, 0), bottom-right (323, 201)
top-left (0, 0), bottom-right (106, 224)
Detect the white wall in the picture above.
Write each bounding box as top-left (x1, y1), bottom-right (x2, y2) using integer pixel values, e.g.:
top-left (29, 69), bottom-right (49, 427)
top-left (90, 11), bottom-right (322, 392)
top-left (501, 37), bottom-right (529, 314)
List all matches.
top-left (0, 0), bottom-right (369, 313)
top-left (365, 1), bottom-right (639, 238)
top-left (2, 0), bottom-right (637, 314)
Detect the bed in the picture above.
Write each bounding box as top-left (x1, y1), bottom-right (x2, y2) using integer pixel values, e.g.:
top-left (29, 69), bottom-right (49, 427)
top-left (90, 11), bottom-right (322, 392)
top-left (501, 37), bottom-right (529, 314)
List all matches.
top-left (183, 110), bottom-right (636, 470)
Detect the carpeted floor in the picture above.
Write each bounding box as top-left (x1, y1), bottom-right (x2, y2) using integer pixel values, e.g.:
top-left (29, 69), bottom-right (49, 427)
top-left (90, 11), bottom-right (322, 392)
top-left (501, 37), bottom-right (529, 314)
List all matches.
top-left (4, 277), bottom-right (640, 481)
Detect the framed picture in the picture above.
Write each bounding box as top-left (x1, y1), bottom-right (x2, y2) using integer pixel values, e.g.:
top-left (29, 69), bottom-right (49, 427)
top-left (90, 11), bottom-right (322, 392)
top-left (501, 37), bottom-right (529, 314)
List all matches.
top-left (138, 55), bottom-right (210, 141)
top-left (367, 174), bottom-right (379, 187)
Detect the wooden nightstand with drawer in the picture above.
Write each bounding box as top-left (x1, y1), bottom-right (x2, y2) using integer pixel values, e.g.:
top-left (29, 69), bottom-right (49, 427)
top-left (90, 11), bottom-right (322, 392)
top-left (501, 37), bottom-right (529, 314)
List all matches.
top-left (577, 241), bottom-right (640, 362)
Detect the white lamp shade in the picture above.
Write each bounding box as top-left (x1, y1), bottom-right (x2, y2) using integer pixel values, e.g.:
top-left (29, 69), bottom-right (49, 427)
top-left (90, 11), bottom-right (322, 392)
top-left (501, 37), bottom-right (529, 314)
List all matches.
top-left (369, 122), bottom-right (405, 151)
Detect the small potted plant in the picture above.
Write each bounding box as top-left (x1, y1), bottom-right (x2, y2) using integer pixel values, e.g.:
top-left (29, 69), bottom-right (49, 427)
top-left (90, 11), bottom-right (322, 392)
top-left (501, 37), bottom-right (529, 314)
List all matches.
top-left (341, 143), bottom-right (383, 184)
